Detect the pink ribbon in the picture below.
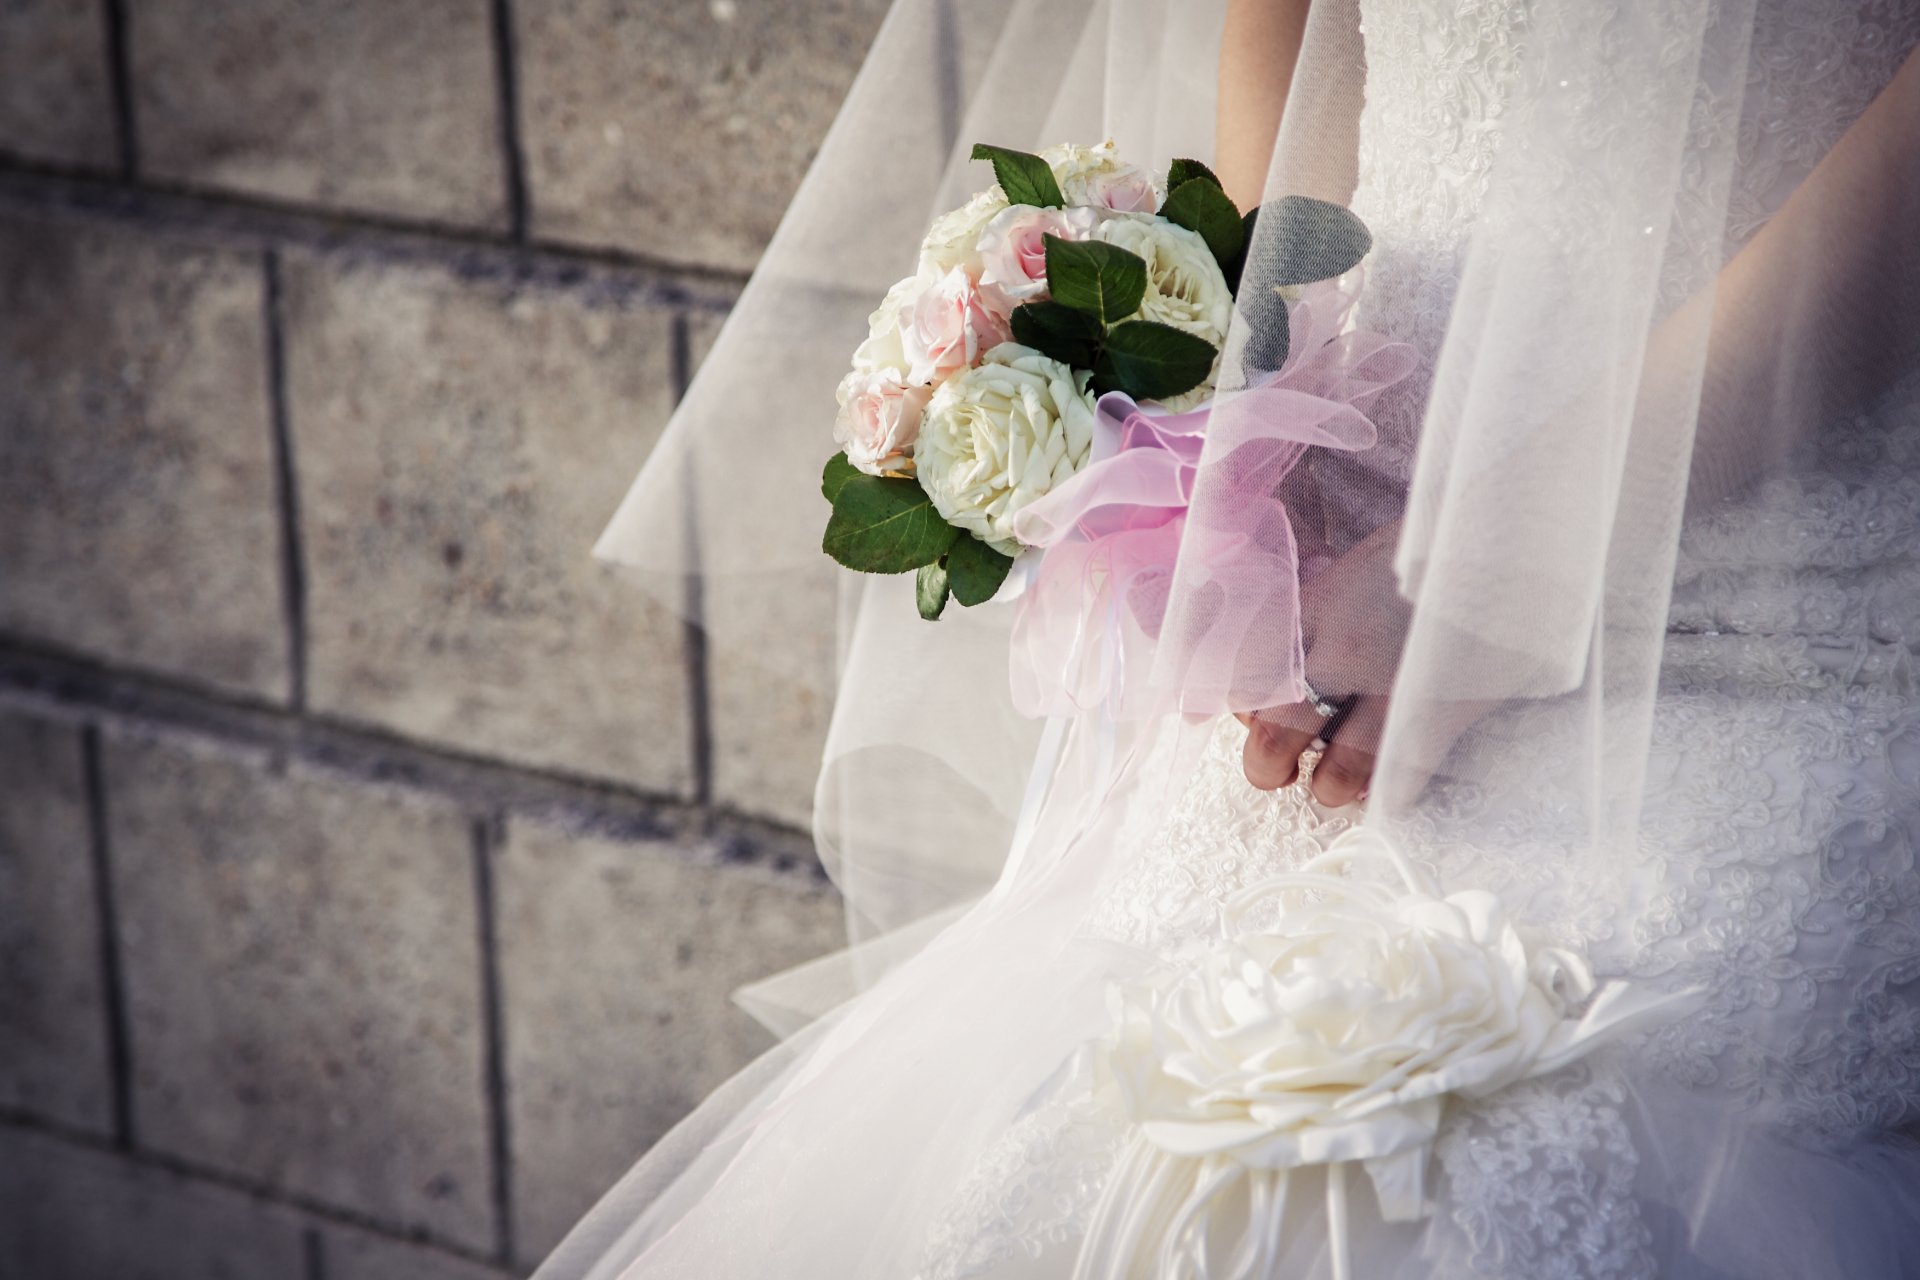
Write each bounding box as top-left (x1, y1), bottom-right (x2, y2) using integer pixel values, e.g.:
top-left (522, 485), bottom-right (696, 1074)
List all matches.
top-left (1007, 278), bottom-right (1416, 719)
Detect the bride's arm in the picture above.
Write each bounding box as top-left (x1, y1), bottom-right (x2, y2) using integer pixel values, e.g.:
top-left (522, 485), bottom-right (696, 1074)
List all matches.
top-left (1678, 45), bottom-right (1920, 504)
top-left (1215, 0), bottom-right (1315, 210)
top-left (1244, 45), bottom-right (1920, 802)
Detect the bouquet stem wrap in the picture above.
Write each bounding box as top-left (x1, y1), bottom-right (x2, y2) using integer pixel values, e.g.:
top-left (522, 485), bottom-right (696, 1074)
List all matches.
top-left (1008, 278), bottom-right (1416, 719)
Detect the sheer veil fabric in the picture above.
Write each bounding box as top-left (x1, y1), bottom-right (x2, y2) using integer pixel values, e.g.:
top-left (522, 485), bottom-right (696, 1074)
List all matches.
top-left (564, 0), bottom-right (1920, 1275)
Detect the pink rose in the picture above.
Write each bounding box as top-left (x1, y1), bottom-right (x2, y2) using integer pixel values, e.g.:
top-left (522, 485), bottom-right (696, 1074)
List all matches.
top-left (977, 204), bottom-right (1104, 305)
top-left (899, 267), bottom-right (1012, 386)
top-left (1040, 142), bottom-right (1163, 212)
top-left (1085, 168), bottom-right (1160, 213)
top-left (833, 367), bottom-right (930, 477)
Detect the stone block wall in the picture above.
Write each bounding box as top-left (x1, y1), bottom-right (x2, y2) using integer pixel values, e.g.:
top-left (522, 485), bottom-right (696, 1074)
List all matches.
top-left (0, 2), bottom-right (889, 1274)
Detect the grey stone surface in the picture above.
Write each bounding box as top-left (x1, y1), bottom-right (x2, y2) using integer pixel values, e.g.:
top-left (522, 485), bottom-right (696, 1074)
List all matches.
top-left (0, 1125), bottom-right (308, 1279)
top-left (679, 305), bottom-right (832, 828)
top-left (285, 250), bottom-right (693, 796)
top-left (495, 818), bottom-right (841, 1263)
top-left (516, 0), bottom-right (889, 270)
top-left (704, 574), bottom-right (834, 828)
top-left (102, 728), bottom-right (496, 1250)
top-left (0, 0), bottom-right (118, 170)
top-left (129, 0), bottom-right (506, 228)
top-left (326, 1223), bottom-right (513, 1280)
top-left (683, 305), bottom-right (728, 381)
top-left (0, 211), bottom-right (288, 701)
top-left (0, 710), bottom-right (111, 1134)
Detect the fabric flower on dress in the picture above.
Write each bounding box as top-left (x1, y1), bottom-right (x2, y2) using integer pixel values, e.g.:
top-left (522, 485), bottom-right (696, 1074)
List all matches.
top-left (1077, 827), bottom-right (1688, 1280)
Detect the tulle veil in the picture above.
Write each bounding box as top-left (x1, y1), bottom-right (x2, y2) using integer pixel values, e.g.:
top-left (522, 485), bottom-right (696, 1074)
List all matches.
top-left (551, 0), bottom-right (1920, 1275)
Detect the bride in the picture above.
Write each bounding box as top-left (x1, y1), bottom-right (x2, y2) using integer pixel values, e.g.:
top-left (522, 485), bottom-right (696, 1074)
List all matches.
top-left (548, 0), bottom-right (1920, 1276)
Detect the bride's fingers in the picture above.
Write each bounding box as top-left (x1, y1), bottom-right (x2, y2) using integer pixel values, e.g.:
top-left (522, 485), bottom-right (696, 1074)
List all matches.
top-left (1310, 695), bottom-right (1389, 807)
top-left (1242, 709), bottom-right (1320, 791)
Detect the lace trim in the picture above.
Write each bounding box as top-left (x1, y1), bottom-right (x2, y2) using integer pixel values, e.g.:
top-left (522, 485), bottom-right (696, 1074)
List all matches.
top-left (915, 1095), bottom-right (1126, 1280)
top-left (1433, 1071), bottom-right (1655, 1279)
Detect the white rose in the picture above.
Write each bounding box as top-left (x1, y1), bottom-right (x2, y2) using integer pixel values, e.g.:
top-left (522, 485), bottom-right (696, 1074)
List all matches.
top-left (918, 186), bottom-right (1010, 279)
top-left (834, 367), bottom-right (930, 477)
top-left (1041, 140), bottom-right (1161, 212)
top-left (1095, 214), bottom-right (1232, 349)
top-left (1095, 214), bottom-right (1232, 409)
top-left (851, 273), bottom-right (924, 376)
top-left (915, 344), bottom-right (1096, 550)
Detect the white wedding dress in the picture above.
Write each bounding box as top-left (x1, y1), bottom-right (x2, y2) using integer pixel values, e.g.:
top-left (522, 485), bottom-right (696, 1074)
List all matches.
top-left (547, 2), bottom-right (1920, 1277)
top-left (910, 2), bottom-right (1920, 1275)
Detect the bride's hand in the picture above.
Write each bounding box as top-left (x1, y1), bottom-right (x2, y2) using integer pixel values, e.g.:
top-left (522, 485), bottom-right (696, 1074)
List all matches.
top-left (1239, 518), bottom-right (1409, 805)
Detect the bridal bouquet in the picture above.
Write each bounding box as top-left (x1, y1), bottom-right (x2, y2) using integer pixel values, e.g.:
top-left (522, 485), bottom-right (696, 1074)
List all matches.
top-left (819, 140), bottom-right (1373, 620)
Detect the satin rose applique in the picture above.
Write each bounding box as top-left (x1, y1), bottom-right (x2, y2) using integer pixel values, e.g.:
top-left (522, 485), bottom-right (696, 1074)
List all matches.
top-left (1076, 827), bottom-right (1686, 1280)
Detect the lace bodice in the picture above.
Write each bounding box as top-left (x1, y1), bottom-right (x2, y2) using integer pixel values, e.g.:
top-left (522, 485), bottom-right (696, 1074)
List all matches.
top-left (1349, 0), bottom-right (1920, 400)
top-left (916, 4), bottom-right (1920, 1277)
top-left (1312, 0), bottom-right (1920, 554)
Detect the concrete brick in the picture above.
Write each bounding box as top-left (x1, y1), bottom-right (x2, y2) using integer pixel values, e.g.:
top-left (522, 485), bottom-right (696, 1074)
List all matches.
top-left (0, 0), bottom-right (118, 170)
top-left (684, 305), bottom-right (728, 380)
top-left (102, 729), bottom-right (495, 1249)
top-left (0, 212), bottom-right (288, 701)
top-left (0, 711), bottom-right (111, 1134)
top-left (129, 0), bottom-right (506, 228)
top-left (0, 1126), bottom-right (307, 1279)
top-left (495, 819), bottom-right (841, 1262)
top-left (516, 0), bottom-right (889, 270)
top-left (703, 573), bottom-right (834, 828)
top-left (326, 1224), bottom-right (513, 1280)
top-left (285, 251), bottom-right (692, 796)
top-left (673, 305), bottom-right (831, 828)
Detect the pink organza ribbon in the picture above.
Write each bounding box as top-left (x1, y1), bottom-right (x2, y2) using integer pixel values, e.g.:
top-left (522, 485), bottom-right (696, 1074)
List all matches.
top-left (1007, 279), bottom-right (1417, 719)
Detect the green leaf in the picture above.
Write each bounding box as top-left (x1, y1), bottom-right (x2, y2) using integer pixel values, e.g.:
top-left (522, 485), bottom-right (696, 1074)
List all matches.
top-left (947, 535), bottom-right (1016, 607)
top-left (821, 451), bottom-right (859, 504)
top-left (1256, 196), bottom-right (1372, 285)
top-left (1010, 301), bottom-right (1102, 369)
top-left (1160, 178), bottom-right (1245, 272)
top-left (1045, 236), bottom-right (1147, 324)
top-left (969, 143), bottom-right (1064, 209)
top-left (1094, 321), bottom-right (1218, 402)
top-left (1225, 206), bottom-right (1260, 294)
top-left (1165, 158), bottom-right (1223, 194)
top-left (822, 474), bottom-right (960, 573)
top-left (916, 560), bottom-right (951, 620)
